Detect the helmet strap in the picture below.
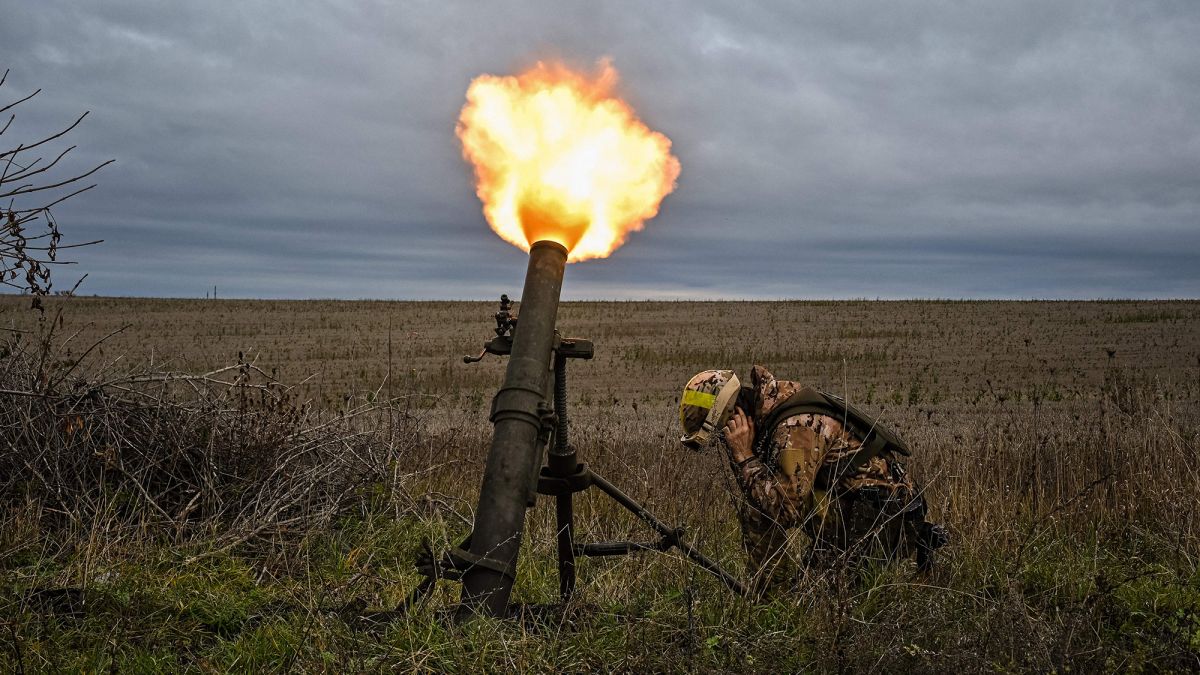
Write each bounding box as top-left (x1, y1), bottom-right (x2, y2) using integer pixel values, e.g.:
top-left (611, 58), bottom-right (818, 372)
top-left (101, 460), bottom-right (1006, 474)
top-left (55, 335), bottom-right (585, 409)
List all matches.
top-left (696, 373), bottom-right (740, 445)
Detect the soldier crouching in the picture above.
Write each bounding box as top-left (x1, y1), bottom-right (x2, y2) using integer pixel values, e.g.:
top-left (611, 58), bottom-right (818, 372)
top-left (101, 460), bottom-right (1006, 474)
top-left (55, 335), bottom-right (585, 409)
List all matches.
top-left (679, 365), bottom-right (947, 596)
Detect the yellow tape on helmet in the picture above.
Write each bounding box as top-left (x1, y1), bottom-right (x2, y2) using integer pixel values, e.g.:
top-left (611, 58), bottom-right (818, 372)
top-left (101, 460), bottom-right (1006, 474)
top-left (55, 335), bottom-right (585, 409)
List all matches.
top-left (682, 389), bottom-right (717, 409)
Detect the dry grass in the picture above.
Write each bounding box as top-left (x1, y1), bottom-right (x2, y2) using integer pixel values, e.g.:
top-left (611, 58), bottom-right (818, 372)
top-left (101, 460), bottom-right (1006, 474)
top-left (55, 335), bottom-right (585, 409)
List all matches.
top-left (2, 296), bottom-right (1199, 671)
top-left (5, 296), bottom-right (1196, 408)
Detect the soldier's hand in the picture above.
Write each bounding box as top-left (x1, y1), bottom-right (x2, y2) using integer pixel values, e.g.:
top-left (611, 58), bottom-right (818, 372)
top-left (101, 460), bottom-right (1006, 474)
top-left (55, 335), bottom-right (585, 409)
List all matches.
top-left (724, 406), bottom-right (755, 464)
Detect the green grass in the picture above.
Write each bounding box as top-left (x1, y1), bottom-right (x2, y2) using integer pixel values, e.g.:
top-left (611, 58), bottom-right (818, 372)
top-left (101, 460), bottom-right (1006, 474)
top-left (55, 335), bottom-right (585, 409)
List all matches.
top-left (4, 513), bottom-right (1200, 672)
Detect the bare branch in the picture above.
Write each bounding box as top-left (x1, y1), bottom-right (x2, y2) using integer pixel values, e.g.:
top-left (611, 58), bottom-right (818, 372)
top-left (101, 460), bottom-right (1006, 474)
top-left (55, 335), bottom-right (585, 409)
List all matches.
top-left (48, 324), bottom-right (131, 390)
top-left (3, 159), bottom-right (112, 197)
top-left (0, 111), bottom-right (87, 159)
top-left (23, 239), bottom-right (105, 251)
top-left (2, 147), bottom-right (65, 183)
top-left (0, 88), bottom-right (41, 116)
top-left (3, 145), bottom-right (73, 184)
top-left (9, 183), bottom-right (99, 214)
top-left (1, 73), bottom-right (108, 297)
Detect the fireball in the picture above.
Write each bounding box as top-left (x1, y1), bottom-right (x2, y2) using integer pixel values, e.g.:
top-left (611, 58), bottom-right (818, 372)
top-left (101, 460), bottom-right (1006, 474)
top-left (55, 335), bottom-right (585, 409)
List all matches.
top-left (457, 60), bottom-right (680, 261)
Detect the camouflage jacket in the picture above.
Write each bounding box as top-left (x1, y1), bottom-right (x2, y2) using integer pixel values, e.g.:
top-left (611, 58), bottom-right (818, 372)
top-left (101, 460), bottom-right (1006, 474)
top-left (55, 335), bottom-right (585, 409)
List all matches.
top-left (727, 365), bottom-right (906, 538)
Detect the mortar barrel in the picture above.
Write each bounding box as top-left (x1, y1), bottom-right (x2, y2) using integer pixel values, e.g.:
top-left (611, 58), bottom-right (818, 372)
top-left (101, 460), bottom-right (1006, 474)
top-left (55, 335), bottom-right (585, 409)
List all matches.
top-left (460, 240), bottom-right (568, 616)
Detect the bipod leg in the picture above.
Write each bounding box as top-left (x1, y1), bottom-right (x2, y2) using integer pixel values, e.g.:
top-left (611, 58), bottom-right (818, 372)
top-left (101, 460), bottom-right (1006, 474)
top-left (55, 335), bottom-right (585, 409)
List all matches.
top-left (399, 536), bottom-right (461, 615)
top-left (549, 351), bottom-right (578, 602)
top-left (587, 470), bottom-right (749, 598)
top-left (536, 460), bottom-right (587, 603)
top-left (400, 533), bottom-right (484, 616)
top-left (555, 492), bottom-right (576, 601)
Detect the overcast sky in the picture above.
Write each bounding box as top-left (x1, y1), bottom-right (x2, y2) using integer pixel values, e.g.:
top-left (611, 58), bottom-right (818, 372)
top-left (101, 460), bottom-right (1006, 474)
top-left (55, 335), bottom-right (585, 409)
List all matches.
top-left (3, 1), bottom-right (1198, 299)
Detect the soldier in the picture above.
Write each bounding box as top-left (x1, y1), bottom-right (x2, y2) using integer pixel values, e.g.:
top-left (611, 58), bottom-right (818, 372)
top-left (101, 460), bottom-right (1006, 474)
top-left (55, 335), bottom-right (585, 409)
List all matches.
top-left (680, 366), bottom-right (946, 595)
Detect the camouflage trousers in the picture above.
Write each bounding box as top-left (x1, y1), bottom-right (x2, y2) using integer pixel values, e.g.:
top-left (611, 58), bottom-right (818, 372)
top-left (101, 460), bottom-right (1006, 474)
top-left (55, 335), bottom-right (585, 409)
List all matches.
top-left (739, 493), bottom-right (919, 597)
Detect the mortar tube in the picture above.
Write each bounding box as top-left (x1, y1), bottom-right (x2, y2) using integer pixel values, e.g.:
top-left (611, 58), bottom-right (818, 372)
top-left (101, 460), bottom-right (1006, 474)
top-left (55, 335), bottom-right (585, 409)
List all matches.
top-left (460, 240), bottom-right (568, 617)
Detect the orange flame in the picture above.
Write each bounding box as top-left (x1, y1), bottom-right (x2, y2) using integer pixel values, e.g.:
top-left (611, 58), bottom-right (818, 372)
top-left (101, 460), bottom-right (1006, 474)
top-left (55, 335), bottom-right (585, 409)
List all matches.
top-left (457, 60), bottom-right (680, 261)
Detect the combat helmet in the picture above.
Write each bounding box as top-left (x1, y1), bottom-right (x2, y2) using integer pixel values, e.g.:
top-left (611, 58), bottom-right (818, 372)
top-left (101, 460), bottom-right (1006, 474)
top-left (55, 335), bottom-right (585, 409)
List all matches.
top-left (679, 369), bottom-right (741, 449)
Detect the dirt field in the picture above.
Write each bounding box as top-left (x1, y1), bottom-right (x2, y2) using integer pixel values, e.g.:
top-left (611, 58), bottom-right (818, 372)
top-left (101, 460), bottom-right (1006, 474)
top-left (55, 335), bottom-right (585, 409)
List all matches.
top-left (4, 296), bottom-right (1196, 408)
top-left (3, 296), bottom-right (1199, 671)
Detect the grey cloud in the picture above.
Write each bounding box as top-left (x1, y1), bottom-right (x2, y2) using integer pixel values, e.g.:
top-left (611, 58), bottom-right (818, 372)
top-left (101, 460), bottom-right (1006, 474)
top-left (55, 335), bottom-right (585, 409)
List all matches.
top-left (1, 0), bottom-right (1197, 300)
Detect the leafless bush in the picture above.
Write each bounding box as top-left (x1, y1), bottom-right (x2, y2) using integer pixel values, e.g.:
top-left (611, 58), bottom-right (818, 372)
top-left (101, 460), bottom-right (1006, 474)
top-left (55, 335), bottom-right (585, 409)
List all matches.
top-left (0, 312), bottom-right (424, 553)
top-left (1, 68), bottom-right (111, 301)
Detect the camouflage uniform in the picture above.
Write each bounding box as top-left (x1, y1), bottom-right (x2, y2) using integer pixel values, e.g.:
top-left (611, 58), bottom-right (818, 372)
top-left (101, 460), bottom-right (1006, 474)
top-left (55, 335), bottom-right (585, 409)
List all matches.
top-left (728, 366), bottom-right (927, 594)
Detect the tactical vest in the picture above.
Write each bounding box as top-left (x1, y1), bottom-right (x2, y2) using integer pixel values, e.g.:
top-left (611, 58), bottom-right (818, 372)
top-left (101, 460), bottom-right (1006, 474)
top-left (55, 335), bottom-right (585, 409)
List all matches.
top-left (751, 387), bottom-right (947, 570)
top-left (752, 387), bottom-right (910, 484)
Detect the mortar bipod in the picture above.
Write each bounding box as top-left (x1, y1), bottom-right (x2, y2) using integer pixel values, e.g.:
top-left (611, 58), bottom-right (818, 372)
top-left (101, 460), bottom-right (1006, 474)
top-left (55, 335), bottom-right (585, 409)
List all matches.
top-left (537, 345), bottom-right (746, 599)
top-left (534, 461), bottom-right (749, 601)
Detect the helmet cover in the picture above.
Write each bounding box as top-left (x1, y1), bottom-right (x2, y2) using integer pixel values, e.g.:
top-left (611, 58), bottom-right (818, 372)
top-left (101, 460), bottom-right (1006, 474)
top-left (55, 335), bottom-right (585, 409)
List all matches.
top-left (680, 369), bottom-right (741, 448)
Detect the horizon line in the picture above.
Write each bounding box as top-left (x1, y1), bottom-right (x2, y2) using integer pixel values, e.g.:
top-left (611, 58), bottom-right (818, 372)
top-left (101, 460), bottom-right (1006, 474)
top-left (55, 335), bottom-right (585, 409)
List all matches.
top-left (3, 293), bottom-right (1198, 304)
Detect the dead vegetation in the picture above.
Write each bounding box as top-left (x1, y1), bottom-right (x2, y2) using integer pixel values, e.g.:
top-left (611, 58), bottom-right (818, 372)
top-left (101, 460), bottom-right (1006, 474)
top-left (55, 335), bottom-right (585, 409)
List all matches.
top-left (0, 306), bottom-right (471, 550)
